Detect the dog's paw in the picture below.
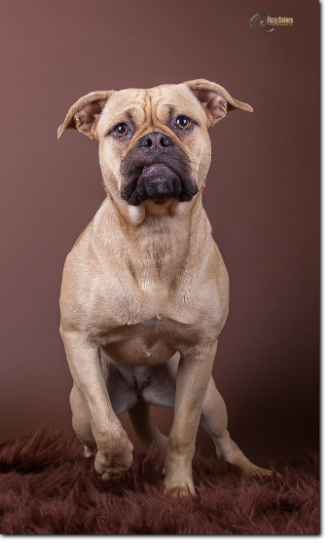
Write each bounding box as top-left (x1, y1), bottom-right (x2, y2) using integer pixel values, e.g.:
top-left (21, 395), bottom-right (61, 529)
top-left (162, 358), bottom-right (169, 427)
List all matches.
top-left (163, 471), bottom-right (196, 497)
top-left (163, 482), bottom-right (196, 498)
top-left (237, 460), bottom-right (272, 478)
top-left (247, 466), bottom-right (272, 477)
top-left (94, 431), bottom-right (134, 481)
top-left (254, 466), bottom-right (272, 477)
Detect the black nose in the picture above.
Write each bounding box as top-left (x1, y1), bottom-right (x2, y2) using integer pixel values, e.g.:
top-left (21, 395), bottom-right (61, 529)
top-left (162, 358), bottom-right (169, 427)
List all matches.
top-left (138, 132), bottom-right (173, 150)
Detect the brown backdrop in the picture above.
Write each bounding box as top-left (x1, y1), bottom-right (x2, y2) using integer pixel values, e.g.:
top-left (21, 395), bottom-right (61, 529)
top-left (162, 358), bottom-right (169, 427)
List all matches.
top-left (0, 0), bottom-right (319, 463)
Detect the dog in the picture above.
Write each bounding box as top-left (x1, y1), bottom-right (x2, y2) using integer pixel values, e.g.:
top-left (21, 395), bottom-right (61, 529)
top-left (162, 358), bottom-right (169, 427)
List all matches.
top-left (57, 79), bottom-right (270, 497)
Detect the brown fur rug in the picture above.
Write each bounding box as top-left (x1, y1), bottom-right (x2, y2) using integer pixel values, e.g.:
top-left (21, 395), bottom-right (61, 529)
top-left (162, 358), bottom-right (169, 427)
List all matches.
top-left (0, 429), bottom-right (319, 535)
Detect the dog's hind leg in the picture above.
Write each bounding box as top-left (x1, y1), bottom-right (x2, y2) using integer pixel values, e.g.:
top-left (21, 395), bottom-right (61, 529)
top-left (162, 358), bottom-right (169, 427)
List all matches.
top-left (200, 377), bottom-right (271, 476)
top-left (128, 401), bottom-right (168, 450)
top-left (70, 383), bottom-right (96, 457)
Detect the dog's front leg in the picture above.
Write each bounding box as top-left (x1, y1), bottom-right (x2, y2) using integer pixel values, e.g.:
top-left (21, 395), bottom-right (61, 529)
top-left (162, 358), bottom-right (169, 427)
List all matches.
top-left (163, 341), bottom-right (217, 497)
top-left (61, 329), bottom-right (134, 480)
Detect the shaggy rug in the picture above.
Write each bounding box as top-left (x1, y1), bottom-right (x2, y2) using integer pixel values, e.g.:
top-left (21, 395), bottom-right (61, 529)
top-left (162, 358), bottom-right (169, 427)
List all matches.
top-left (0, 429), bottom-right (319, 535)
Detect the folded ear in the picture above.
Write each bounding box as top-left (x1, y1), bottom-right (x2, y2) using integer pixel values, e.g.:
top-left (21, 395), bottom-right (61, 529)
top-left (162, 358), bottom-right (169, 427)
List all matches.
top-left (184, 79), bottom-right (253, 126)
top-left (57, 91), bottom-right (112, 140)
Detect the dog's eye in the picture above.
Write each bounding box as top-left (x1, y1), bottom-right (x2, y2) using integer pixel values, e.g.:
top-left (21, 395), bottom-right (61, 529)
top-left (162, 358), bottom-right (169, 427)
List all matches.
top-left (176, 116), bottom-right (191, 130)
top-left (115, 123), bottom-right (128, 137)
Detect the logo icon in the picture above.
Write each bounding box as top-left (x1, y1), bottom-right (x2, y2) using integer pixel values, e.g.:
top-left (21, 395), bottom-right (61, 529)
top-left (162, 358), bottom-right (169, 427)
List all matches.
top-left (249, 12), bottom-right (275, 34)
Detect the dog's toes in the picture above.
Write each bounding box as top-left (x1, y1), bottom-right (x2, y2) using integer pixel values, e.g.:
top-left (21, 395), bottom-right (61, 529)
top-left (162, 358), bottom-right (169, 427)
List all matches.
top-left (230, 455), bottom-right (272, 478)
top-left (164, 485), bottom-right (196, 498)
top-left (163, 482), bottom-right (196, 498)
top-left (252, 467), bottom-right (272, 477)
top-left (100, 470), bottom-right (123, 482)
top-left (244, 464), bottom-right (272, 478)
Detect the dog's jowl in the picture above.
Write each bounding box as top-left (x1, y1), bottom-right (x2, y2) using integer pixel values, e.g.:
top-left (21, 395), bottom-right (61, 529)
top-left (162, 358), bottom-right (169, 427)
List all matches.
top-left (58, 79), bottom-right (270, 496)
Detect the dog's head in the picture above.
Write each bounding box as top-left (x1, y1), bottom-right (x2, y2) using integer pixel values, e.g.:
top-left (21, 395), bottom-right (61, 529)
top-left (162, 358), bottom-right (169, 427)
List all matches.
top-left (58, 80), bottom-right (252, 207)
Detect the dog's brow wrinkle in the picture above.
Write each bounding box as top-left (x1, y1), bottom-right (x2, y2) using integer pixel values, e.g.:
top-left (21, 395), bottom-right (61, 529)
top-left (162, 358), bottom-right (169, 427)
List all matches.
top-left (125, 110), bottom-right (134, 121)
top-left (111, 109), bottom-right (135, 124)
top-left (144, 90), bottom-right (153, 125)
top-left (165, 105), bottom-right (176, 116)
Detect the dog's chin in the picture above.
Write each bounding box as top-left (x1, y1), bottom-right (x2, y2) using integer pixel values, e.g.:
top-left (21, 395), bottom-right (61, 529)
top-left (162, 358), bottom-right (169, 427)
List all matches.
top-left (121, 164), bottom-right (197, 207)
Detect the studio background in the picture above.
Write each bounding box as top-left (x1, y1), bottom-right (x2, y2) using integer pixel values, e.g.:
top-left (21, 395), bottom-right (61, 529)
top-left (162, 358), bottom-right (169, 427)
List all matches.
top-left (0, 0), bottom-right (319, 463)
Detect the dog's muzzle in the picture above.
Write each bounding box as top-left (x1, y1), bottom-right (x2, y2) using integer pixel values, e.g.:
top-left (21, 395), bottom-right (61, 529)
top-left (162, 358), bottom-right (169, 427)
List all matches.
top-left (120, 132), bottom-right (199, 206)
top-left (135, 163), bottom-right (182, 204)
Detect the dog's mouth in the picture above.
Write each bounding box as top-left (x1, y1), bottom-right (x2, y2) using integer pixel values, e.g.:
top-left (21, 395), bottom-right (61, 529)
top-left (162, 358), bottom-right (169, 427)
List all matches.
top-left (121, 163), bottom-right (198, 206)
top-left (128, 164), bottom-right (181, 206)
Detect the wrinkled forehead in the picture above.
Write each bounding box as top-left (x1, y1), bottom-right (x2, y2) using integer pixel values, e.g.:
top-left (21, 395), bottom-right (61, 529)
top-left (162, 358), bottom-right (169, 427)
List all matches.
top-left (150, 84), bottom-right (206, 119)
top-left (99, 84), bottom-right (206, 129)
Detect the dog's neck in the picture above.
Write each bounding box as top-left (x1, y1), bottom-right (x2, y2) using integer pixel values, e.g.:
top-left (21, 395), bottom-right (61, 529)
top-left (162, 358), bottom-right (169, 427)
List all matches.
top-left (98, 190), bottom-right (211, 286)
top-left (105, 184), bottom-right (205, 227)
top-left (114, 197), bottom-right (182, 227)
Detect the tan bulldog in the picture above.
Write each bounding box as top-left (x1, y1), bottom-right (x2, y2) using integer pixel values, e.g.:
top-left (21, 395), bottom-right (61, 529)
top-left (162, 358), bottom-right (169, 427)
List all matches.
top-left (58, 79), bottom-right (270, 497)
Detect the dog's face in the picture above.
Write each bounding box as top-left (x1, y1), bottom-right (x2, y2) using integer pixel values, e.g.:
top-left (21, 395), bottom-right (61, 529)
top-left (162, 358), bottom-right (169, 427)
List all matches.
top-left (98, 85), bottom-right (212, 207)
top-left (58, 80), bottom-right (252, 207)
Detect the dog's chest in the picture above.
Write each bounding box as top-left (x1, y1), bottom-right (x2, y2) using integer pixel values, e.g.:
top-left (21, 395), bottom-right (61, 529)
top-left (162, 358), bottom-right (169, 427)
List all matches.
top-left (99, 317), bottom-right (190, 367)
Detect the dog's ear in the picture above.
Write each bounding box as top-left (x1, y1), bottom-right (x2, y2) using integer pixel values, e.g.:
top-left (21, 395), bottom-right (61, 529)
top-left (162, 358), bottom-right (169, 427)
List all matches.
top-left (184, 79), bottom-right (253, 126)
top-left (57, 91), bottom-right (112, 140)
